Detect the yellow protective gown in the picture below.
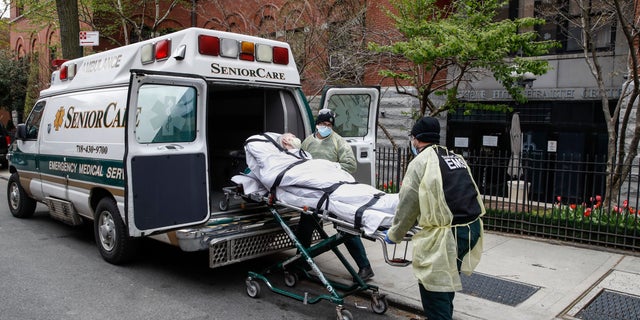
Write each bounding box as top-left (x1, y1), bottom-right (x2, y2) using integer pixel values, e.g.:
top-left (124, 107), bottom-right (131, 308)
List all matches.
top-left (387, 145), bottom-right (485, 292)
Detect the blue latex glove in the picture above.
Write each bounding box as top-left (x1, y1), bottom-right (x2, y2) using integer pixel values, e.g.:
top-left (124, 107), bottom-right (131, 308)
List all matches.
top-left (383, 230), bottom-right (395, 244)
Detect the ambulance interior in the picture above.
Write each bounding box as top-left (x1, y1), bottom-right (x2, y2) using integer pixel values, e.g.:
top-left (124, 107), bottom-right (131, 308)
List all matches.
top-left (206, 84), bottom-right (307, 211)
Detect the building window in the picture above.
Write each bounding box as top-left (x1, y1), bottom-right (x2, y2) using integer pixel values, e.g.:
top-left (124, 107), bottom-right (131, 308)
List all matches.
top-left (534, 0), bottom-right (616, 54)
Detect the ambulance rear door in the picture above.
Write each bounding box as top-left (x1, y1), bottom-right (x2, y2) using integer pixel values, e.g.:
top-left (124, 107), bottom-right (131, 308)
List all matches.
top-left (319, 86), bottom-right (380, 186)
top-left (125, 72), bottom-right (210, 236)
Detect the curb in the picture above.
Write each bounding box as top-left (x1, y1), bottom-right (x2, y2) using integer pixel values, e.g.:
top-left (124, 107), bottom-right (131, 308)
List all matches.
top-left (383, 294), bottom-right (423, 318)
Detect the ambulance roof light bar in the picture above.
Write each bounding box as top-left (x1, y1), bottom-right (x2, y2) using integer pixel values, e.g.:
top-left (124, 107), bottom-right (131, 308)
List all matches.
top-left (57, 63), bottom-right (77, 81)
top-left (140, 39), bottom-right (172, 64)
top-left (137, 33), bottom-right (290, 65)
top-left (59, 65), bottom-right (68, 80)
top-left (197, 34), bottom-right (289, 65)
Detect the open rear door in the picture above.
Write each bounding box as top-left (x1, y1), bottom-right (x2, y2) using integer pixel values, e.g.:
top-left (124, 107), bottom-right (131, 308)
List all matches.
top-left (319, 86), bottom-right (380, 186)
top-left (125, 72), bottom-right (210, 237)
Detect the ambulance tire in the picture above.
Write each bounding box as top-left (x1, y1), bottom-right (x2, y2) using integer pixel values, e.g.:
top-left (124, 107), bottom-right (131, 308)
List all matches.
top-left (7, 173), bottom-right (36, 218)
top-left (94, 197), bottom-right (138, 265)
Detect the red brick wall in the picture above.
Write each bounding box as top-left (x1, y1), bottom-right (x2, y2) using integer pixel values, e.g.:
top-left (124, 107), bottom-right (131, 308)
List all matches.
top-left (8, 1), bottom-right (421, 94)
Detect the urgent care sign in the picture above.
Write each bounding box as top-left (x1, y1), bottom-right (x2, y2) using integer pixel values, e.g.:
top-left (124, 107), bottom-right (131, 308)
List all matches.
top-left (80, 31), bottom-right (99, 46)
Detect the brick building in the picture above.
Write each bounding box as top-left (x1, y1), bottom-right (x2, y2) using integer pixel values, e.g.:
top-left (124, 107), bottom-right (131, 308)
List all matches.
top-left (7, 0), bottom-right (633, 160)
top-left (7, 1), bottom-right (400, 96)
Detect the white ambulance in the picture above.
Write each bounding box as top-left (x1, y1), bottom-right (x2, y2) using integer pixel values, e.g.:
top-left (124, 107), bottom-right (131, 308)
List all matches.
top-left (6, 27), bottom-right (380, 267)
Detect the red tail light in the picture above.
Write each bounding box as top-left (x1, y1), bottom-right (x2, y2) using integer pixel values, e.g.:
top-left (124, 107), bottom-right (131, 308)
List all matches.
top-left (5, 135), bottom-right (10, 146)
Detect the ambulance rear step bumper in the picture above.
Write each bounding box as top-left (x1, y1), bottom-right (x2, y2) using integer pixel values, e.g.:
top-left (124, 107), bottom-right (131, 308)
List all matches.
top-left (174, 209), bottom-right (304, 268)
top-left (208, 227), bottom-right (300, 268)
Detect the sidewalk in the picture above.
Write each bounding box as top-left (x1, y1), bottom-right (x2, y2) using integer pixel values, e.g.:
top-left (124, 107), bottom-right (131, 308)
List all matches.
top-left (315, 229), bottom-right (640, 320)
top-left (3, 169), bottom-right (638, 319)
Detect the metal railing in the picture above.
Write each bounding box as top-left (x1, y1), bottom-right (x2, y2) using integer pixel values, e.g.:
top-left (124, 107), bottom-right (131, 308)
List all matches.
top-left (376, 147), bottom-right (640, 252)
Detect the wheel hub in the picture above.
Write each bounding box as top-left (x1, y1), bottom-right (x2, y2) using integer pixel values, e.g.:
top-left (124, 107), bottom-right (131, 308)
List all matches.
top-left (99, 212), bottom-right (116, 251)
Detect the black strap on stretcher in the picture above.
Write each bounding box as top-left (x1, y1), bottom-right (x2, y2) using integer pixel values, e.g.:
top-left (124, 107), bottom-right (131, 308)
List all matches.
top-left (315, 181), bottom-right (357, 212)
top-left (270, 159), bottom-right (307, 196)
top-left (245, 133), bottom-right (309, 160)
top-left (354, 192), bottom-right (386, 229)
top-left (315, 182), bottom-right (386, 230)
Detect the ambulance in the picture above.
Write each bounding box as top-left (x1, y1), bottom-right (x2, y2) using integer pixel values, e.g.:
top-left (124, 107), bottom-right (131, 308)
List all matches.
top-left (6, 27), bottom-right (380, 267)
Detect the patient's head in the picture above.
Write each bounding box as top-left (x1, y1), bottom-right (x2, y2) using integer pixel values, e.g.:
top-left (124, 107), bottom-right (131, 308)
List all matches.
top-left (279, 133), bottom-right (302, 150)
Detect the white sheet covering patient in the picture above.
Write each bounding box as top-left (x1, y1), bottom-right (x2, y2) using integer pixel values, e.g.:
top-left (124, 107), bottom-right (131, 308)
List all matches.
top-left (231, 132), bottom-right (398, 235)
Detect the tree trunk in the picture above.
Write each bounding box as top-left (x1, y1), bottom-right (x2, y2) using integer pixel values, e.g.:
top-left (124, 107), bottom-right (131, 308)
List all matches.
top-left (56, 0), bottom-right (82, 60)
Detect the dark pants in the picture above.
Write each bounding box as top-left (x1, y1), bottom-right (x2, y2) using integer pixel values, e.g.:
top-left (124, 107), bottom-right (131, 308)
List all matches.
top-left (296, 213), bottom-right (371, 269)
top-left (419, 219), bottom-right (482, 320)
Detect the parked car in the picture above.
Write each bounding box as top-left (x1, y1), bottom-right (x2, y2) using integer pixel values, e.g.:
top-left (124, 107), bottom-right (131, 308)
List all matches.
top-left (0, 122), bottom-right (10, 168)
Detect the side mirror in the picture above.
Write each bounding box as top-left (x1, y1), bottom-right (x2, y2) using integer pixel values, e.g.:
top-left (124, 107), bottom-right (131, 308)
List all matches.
top-left (16, 124), bottom-right (26, 140)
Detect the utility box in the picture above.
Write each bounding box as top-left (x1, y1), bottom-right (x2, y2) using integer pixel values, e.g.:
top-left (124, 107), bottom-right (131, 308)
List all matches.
top-left (508, 180), bottom-right (530, 203)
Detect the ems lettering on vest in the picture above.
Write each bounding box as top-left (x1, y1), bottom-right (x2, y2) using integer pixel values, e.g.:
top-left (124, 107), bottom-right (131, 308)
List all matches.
top-left (442, 154), bottom-right (467, 170)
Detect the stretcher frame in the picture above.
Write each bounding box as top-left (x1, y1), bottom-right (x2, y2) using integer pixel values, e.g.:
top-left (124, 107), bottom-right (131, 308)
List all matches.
top-left (231, 189), bottom-right (415, 320)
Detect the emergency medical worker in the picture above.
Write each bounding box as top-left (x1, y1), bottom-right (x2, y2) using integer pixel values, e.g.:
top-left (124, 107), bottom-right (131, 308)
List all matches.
top-left (298, 109), bottom-right (374, 281)
top-left (384, 116), bottom-right (484, 320)
top-left (301, 109), bottom-right (356, 173)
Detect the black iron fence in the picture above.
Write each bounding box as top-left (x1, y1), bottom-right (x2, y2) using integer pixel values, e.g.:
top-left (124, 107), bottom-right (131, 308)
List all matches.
top-left (376, 147), bottom-right (640, 252)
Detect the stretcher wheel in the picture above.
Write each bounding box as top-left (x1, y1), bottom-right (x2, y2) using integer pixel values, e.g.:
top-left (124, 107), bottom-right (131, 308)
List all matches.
top-left (218, 199), bottom-right (229, 211)
top-left (371, 294), bottom-right (388, 314)
top-left (245, 278), bottom-right (261, 298)
top-left (284, 271), bottom-right (298, 287)
top-left (337, 309), bottom-right (353, 320)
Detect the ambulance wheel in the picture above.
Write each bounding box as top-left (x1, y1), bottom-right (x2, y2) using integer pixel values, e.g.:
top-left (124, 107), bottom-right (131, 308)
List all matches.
top-left (7, 173), bottom-right (36, 218)
top-left (371, 294), bottom-right (388, 314)
top-left (284, 271), bottom-right (298, 287)
top-left (337, 309), bottom-right (353, 320)
top-left (245, 278), bottom-right (261, 298)
top-left (94, 197), bottom-right (138, 265)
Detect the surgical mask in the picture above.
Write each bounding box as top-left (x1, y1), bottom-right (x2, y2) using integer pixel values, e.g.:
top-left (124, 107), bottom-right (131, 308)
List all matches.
top-left (289, 137), bottom-right (301, 149)
top-left (411, 144), bottom-right (419, 156)
top-left (317, 125), bottom-right (332, 138)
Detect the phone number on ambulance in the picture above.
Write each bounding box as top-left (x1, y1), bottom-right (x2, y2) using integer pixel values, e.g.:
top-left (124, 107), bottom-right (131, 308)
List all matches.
top-left (76, 145), bottom-right (109, 154)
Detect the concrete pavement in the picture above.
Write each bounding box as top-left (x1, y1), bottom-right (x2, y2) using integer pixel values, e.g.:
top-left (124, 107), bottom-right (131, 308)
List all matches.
top-left (315, 229), bottom-right (640, 320)
top-left (3, 168), bottom-right (639, 319)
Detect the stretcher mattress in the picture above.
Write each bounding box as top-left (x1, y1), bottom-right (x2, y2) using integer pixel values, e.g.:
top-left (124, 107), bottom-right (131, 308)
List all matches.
top-left (232, 132), bottom-right (398, 235)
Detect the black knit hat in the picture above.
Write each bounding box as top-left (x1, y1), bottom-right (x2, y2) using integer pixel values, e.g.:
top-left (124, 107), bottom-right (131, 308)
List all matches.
top-left (315, 109), bottom-right (335, 126)
top-left (411, 116), bottom-right (440, 143)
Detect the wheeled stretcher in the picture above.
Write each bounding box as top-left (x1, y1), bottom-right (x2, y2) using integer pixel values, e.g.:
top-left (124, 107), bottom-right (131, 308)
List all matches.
top-left (221, 186), bottom-right (415, 320)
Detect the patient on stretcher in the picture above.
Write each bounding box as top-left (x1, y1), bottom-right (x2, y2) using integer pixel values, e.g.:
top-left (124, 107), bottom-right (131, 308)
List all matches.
top-left (231, 132), bottom-right (398, 236)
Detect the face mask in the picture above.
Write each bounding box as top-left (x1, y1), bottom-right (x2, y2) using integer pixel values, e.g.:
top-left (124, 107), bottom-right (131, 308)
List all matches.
top-left (317, 125), bottom-right (332, 138)
top-left (289, 137), bottom-right (301, 149)
top-left (411, 144), bottom-right (419, 156)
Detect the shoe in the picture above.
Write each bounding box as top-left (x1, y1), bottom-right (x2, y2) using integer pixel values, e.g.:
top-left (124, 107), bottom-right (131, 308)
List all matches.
top-left (354, 266), bottom-right (374, 282)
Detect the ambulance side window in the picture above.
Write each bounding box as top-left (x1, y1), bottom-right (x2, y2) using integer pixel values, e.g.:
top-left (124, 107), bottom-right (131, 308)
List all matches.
top-left (135, 84), bottom-right (197, 143)
top-left (327, 94), bottom-right (371, 138)
top-left (25, 101), bottom-right (45, 140)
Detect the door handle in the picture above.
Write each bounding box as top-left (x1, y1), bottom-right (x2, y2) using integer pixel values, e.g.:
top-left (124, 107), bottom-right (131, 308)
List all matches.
top-left (157, 144), bottom-right (184, 151)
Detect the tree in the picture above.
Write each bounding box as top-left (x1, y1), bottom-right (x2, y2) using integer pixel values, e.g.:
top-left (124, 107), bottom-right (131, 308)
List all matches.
top-left (23, 52), bottom-right (40, 118)
top-left (368, 0), bottom-right (559, 117)
top-left (15, 0), bottom-right (187, 50)
top-left (56, 0), bottom-right (82, 59)
top-left (537, 0), bottom-right (639, 202)
top-left (90, 0), bottom-right (187, 46)
top-left (0, 50), bottom-right (30, 115)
